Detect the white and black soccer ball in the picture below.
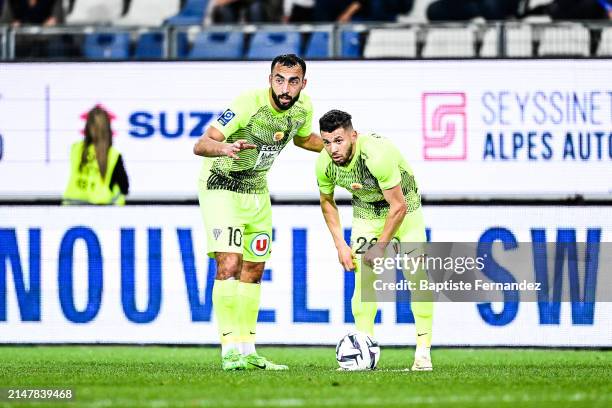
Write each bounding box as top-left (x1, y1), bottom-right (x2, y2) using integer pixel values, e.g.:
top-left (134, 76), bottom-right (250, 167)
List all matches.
top-left (335, 332), bottom-right (380, 370)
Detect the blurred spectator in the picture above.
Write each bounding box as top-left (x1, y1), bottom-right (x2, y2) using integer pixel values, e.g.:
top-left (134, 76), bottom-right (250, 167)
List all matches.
top-left (427, 0), bottom-right (521, 21)
top-left (313, 0), bottom-right (368, 22)
top-left (312, 0), bottom-right (413, 23)
top-left (0, 0), bottom-right (64, 58)
top-left (284, 0), bottom-right (314, 22)
top-left (522, 0), bottom-right (611, 19)
top-left (212, 0), bottom-right (283, 23)
top-left (369, 0), bottom-right (413, 21)
top-left (63, 106), bottom-right (129, 206)
top-left (3, 0), bottom-right (63, 26)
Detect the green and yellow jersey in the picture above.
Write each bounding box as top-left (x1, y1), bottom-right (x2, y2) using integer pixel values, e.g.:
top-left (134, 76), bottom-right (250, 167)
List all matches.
top-left (315, 133), bottom-right (421, 220)
top-left (200, 88), bottom-right (313, 194)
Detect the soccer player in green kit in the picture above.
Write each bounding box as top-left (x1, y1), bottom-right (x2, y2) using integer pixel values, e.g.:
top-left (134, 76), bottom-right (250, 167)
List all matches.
top-left (193, 55), bottom-right (323, 371)
top-left (315, 110), bottom-right (434, 371)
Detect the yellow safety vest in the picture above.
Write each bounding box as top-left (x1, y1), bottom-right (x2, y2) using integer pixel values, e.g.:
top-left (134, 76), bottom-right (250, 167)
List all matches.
top-left (63, 141), bottom-right (125, 205)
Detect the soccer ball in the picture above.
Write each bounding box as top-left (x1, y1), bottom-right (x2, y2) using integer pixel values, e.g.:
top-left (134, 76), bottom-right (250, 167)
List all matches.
top-left (335, 332), bottom-right (380, 370)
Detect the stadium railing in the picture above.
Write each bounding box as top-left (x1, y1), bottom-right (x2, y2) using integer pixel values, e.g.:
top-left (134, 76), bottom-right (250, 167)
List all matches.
top-left (1, 21), bottom-right (612, 60)
top-left (0, 25), bottom-right (7, 59)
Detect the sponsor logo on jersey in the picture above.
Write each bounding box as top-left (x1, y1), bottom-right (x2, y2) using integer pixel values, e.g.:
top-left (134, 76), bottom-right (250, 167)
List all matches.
top-left (251, 233), bottom-right (270, 256)
top-left (253, 145), bottom-right (283, 170)
top-left (217, 109), bottom-right (236, 126)
top-left (213, 228), bottom-right (222, 240)
top-left (261, 145), bottom-right (282, 152)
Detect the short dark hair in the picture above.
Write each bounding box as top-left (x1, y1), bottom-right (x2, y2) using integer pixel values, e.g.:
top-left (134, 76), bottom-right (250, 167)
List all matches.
top-left (319, 110), bottom-right (353, 133)
top-left (271, 54), bottom-right (306, 76)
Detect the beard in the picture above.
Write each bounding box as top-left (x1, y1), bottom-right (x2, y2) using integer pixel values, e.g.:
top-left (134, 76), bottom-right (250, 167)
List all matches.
top-left (332, 154), bottom-right (350, 165)
top-left (271, 89), bottom-right (300, 110)
top-left (332, 145), bottom-right (353, 166)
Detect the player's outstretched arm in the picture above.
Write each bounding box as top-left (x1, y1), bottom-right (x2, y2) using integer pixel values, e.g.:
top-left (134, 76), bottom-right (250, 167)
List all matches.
top-left (320, 192), bottom-right (355, 271)
top-left (193, 127), bottom-right (255, 159)
top-left (294, 132), bottom-right (324, 152)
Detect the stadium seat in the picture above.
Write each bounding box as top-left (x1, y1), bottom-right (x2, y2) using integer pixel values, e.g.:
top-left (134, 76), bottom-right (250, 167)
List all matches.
top-left (83, 32), bottom-right (130, 59)
top-left (422, 27), bottom-right (475, 58)
top-left (305, 31), bottom-right (361, 58)
top-left (481, 24), bottom-right (533, 57)
top-left (246, 32), bottom-right (301, 59)
top-left (341, 30), bottom-right (362, 58)
top-left (506, 24), bottom-right (534, 57)
top-left (538, 24), bottom-right (590, 57)
top-left (66, 0), bottom-right (123, 25)
top-left (116, 0), bottom-right (181, 26)
top-left (133, 32), bottom-right (164, 59)
top-left (165, 0), bottom-right (208, 25)
top-left (596, 27), bottom-right (612, 56)
top-left (174, 32), bottom-right (191, 58)
top-left (363, 28), bottom-right (417, 58)
top-left (480, 27), bottom-right (498, 57)
top-left (188, 31), bottom-right (244, 59)
top-left (304, 31), bottom-right (330, 58)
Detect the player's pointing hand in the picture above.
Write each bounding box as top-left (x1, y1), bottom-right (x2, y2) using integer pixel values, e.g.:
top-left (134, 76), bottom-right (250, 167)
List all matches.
top-left (224, 139), bottom-right (257, 159)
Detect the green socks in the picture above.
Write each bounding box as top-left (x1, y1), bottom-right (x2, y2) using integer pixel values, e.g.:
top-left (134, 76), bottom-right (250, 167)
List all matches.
top-left (212, 279), bottom-right (238, 354)
top-left (411, 300), bottom-right (434, 348)
top-left (353, 260), bottom-right (433, 347)
top-left (237, 282), bottom-right (261, 345)
top-left (352, 263), bottom-right (378, 337)
top-left (213, 279), bottom-right (262, 356)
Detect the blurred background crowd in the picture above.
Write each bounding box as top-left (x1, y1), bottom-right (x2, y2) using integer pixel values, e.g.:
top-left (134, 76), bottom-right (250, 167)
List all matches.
top-left (2, 1), bottom-right (612, 27)
top-left (1, 1), bottom-right (612, 61)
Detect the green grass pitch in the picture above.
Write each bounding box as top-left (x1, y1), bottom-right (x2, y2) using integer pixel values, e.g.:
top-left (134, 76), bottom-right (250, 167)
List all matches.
top-left (0, 346), bottom-right (610, 407)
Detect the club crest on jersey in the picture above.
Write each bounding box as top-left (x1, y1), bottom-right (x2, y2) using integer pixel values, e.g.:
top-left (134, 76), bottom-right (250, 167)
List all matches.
top-left (213, 228), bottom-right (222, 240)
top-left (217, 109), bottom-right (236, 126)
top-left (273, 131), bottom-right (285, 141)
top-left (351, 183), bottom-right (363, 190)
top-left (251, 233), bottom-right (270, 256)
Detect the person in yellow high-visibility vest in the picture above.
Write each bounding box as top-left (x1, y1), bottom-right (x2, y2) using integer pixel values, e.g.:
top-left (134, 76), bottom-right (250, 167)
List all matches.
top-left (63, 106), bottom-right (129, 205)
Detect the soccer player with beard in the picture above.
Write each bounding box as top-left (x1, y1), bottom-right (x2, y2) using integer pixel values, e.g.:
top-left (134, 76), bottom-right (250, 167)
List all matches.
top-left (193, 54), bottom-right (323, 370)
top-left (315, 109), bottom-right (434, 371)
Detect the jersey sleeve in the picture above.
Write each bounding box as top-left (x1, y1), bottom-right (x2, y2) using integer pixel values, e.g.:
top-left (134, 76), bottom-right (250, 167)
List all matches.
top-left (315, 153), bottom-right (335, 195)
top-left (210, 90), bottom-right (255, 139)
top-left (296, 96), bottom-right (313, 137)
top-left (366, 139), bottom-right (402, 190)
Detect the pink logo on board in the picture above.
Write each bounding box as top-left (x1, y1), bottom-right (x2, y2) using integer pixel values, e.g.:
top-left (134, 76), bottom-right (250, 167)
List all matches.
top-left (422, 93), bottom-right (467, 160)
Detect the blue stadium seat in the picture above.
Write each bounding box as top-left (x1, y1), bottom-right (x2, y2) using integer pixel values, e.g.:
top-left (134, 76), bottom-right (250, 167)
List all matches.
top-left (83, 33), bottom-right (130, 60)
top-left (246, 32), bottom-right (301, 59)
top-left (188, 32), bottom-right (244, 59)
top-left (165, 0), bottom-right (208, 25)
top-left (305, 32), bottom-right (329, 58)
top-left (176, 32), bottom-right (190, 59)
top-left (134, 32), bottom-right (164, 59)
top-left (341, 31), bottom-right (362, 58)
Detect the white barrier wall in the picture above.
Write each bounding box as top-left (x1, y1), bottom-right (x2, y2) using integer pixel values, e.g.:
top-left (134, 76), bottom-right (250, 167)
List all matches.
top-left (0, 60), bottom-right (611, 199)
top-left (1, 205), bottom-right (610, 346)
